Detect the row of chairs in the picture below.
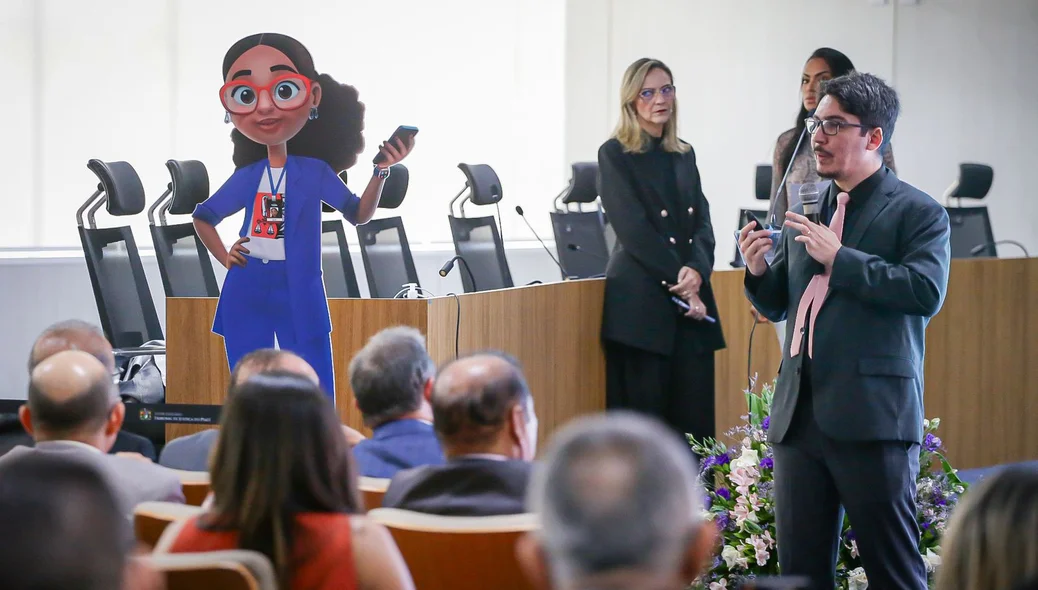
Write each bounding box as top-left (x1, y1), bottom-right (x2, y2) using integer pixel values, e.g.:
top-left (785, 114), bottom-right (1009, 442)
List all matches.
top-left (730, 162), bottom-right (1002, 267)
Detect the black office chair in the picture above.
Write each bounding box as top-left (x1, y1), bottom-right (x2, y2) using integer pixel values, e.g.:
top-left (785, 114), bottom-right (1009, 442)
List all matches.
top-left (353, 164), bottom-right (419, 298)
top-left (148, 160), bottom-right (220, 298)
top-left (550, 162), bottom-right (609, 279)
top-left (78, 159), bottom-right (165, 354)
top-left (943, 163), bottom-right (997, 258)
top-left (321, 220), bottom-right (362, 298)
top-left (447, 163), bottom-right (515, 293)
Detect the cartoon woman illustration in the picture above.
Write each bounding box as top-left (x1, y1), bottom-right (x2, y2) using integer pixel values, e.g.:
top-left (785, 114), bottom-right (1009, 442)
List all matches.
top-left (192, 33), bottom-right (414, 400)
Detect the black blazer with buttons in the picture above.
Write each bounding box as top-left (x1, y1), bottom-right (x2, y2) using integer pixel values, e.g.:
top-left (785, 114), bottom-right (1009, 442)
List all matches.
top-left (597, 137), bottom-right (726, 356)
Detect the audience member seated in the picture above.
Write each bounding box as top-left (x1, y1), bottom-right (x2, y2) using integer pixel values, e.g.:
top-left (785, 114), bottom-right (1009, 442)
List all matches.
top-left (382, 351), bottom-right (538, 516)
top-left (517, 411), bottom-right (716, 590)
top-left (164, 372), bottom-right (415, 590)
top-left (159, 348), bottom-right (322, 471)
top-left (0, 319), bottom-right (158, 460)
top-left (0, 452), bottom-right (162, 590)
top-left (348, 326), bottom-right (444, 478)
top-left (935, 466), bottom-right (1038, 590)
top-left (0, 350), bottom-right (185, 515)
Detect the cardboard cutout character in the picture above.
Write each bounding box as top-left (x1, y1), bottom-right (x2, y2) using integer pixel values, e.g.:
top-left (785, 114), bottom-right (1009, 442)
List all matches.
top-left (192, 33), bottom-right (415, 400)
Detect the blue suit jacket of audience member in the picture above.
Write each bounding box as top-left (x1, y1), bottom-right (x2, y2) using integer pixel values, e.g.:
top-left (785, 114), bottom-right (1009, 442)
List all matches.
top-left (352, 419), bottom-right (444, 479)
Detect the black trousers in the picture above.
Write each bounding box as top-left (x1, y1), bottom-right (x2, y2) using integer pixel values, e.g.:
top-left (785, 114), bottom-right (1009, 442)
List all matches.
top-left (604, 337), bottom-right (715, 443)
top-left (773, 377), bottom-right (927, 590)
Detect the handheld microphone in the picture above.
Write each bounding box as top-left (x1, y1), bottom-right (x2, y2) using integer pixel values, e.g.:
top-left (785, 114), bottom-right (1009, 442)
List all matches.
top-left (439, 255), bottom-right (478, 292)
top-left (799, 183), bottom-right (822, 224)
top-left (515, 206), bottom-right (567, 278)
top-left (566, 243), bottom-right (610, 262)
top-left (771, 109), bottom-right (814, 226)
top-left (970, 240), bottom-right (1031, 258)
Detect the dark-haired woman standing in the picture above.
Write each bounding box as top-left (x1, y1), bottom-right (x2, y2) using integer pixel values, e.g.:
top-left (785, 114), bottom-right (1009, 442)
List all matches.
top-left (192, 33), bottom-right (415, 400)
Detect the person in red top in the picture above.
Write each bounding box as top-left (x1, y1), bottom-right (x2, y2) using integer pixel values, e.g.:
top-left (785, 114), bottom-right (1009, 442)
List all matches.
top-left (165, 372), bottom-right (414, 590)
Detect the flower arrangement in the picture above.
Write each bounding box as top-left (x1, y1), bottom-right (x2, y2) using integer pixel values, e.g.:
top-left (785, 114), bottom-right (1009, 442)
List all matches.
top-left (688, 378), bottom-right (968, 590)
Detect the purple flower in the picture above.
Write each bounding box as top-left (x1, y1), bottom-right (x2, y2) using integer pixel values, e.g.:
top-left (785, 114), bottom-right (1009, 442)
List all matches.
top-left (715, 453), bottom-right (731, 465)
top-left (716, 487), bottom-right (732, 501)
top-left (757, 480), bottom-right (774, 501)
top-left (924, 433), bottom-right (942, 453)
top-left (845, 528), bottom-right (856, 542)
top-left (762, 416), bottom-right (771, 430)
top-left (715, 511), bottom-right (731, 531)
top-left (760, 457), bottom-right (774, 470)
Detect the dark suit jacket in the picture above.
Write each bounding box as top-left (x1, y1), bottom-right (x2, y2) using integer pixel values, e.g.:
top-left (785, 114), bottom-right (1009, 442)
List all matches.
top-left (745, 168), bottom-right (951, 444)
top-left (382, 457), bottom-right (532, 516)
top-left (0, 415), bottom-right (156, 461)
top-left (352, 419), bottom-right (444, 479)
top-left (597, 138), bottom-right (725, 355)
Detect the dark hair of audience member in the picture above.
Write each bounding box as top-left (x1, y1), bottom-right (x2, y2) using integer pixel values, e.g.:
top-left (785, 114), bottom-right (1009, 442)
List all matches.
top-left (26, 370), bottom-right (115, 438)
top-left (0, 453), bottom-right (126, 590)
top-left (229, 348), bottom-right (285, 386)
top-left (203, 371), bottom-right (362, 588)
top-left (432, 350), bottom-right (532, 447)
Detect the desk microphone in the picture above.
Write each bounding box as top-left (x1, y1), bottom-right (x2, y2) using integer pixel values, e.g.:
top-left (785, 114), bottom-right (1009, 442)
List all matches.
top-left (439, 255), bottom-right (478, 292)
top-left (514, 206), bottom-right (567, 278)
top-left (970, 240), bottom-right (1031, 258)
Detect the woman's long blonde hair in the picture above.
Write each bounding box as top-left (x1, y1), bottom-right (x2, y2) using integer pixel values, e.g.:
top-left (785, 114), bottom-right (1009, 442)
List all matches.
top-left (935, 467), bottom-right (1038, 590)
top-left (612, 58), bottom-right (689, 154)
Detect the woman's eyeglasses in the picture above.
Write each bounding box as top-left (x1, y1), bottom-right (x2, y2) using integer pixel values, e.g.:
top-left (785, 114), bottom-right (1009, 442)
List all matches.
top-left (638, 85), bottom-right (675, 102)
top-left (805, 117), bottom-right (870, 137)
top-left (220, 74), bottom-right (313, 115)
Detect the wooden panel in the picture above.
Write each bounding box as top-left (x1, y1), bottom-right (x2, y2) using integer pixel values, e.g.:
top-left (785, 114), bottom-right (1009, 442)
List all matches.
top-left (712, 270), bottom-right (783, 438)
top-left (922, 258), bottom-right (1038, 469)
top-left (165, 298), bottom-right (228, 441)
top-left (426, 279), bottom-right (606, 453)
top-left (326, 298), bottom-right (428, 432)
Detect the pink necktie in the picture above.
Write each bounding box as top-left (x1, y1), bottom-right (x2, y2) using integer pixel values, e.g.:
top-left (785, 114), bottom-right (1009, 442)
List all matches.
top-left (789, 192), bottom-right (850, 359)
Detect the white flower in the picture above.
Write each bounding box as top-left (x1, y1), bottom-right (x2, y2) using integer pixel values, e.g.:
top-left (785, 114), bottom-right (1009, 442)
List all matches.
top-left (923, 419), bottom-right (930, 429)
top-left (731, 447), bottom-right (760, 470)
top-left (737, 493), bottom-right (763, 512)
top-left (850, 539), bottom-right (859, 558)
top-left (924, 547), bottom-right (942, 572)
top-left (721, 545), bottom-right (743, 569)
top-left (728, 466), bottom-right (760, 496)
top-left (709, 579), bottom-right (729, 590)
top-left (847, 567), bottom-right (869, 590)
top-left (749, 534), bottom-right (771, 566)
top-left (742, 436), bottom-right (753, 449)
top-left (762, 530), bottom-right (775, 548)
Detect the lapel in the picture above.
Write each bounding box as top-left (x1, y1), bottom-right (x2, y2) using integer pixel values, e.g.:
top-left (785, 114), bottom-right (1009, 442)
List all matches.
top-left (841, 168), bottom-right (899, 249)
top-left (283, 156), bottom-right (308, 240)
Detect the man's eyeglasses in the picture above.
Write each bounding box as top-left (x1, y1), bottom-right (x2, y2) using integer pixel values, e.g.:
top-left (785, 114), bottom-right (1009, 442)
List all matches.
top-left (220, 74), bottom-right (313, 115)
top-left (805, 117), bottom-right (870, 137)
top-left (638, 85), bottom-right (675, 102)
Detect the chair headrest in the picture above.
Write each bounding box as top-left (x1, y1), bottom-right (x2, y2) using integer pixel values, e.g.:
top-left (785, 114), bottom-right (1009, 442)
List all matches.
top-left (165, 160), bottom-right (210, 215)
top-left (947, 163), bottom-right (993, 200)
top-left (87, 159), bottom-right (146, 216)
top-left (458, 163), bottom-right (503, 206)
top-left (755, 164), bottom-right (772, 201)
top-left (562, 162), bottom-right (599, 204)
top-left (379, 164), bottom-right (410, 209)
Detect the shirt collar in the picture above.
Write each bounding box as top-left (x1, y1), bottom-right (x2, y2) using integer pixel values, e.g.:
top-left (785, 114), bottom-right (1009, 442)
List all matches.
top-left (830, 165), bottom-right (887, 207)
top-left (452, 453), bottom-right (510, 462)
top-left (371, 418), bottom-right (435, 440)
top-left (36, 439), bottom-right (105, 454)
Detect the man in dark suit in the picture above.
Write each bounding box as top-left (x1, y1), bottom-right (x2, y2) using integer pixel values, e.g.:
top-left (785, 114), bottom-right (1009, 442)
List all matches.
top-left (348, 326), bottom-right (444, 478)
top-left (382, 351), bottom-right (537, 516)
top-left (0, 320), bottom-right (158, 461)
top-left (739, 72), bottom-right (951, 590)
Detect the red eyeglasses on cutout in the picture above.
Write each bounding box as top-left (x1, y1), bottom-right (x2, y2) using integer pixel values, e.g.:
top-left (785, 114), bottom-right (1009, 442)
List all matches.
top-left (219, 73), bottom-right (313, 115)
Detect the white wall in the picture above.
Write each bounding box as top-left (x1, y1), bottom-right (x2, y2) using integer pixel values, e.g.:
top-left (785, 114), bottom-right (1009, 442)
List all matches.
top-left (567, 0), bottom-right (1038, 262)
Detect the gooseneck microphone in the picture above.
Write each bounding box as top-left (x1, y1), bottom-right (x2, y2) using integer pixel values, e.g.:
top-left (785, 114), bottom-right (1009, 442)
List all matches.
top-left (439, 255), bottom-right (478, 292)
top-left (567, 243), bottom-right (609, 262)
top-left (771, 108), bottom-right (815, 226)
top-left (514, 206), bottom-right (568, 278)
top-left (799, 183), bottom-right (822, 224)
top-left (970, 240), bottom-right (1031, 258)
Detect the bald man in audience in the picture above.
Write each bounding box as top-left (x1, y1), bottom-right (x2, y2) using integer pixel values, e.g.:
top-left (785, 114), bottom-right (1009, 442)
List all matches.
top-left (158, 347), bottom-right (363, 471)
top-left (381, 351), bottom-right (538, 516)
top-left (517, 412), bottom-right (717, 590)
top-left (0, 350), bottom-right (185, 516)
top-left (0, 319), bottom-right (157, 459)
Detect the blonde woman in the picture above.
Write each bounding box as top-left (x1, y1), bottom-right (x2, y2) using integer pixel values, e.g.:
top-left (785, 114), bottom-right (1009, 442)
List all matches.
top-left (597, 57), bottom-right (725, 442)
top-left (936, 467), bottom-right (1038, 590)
